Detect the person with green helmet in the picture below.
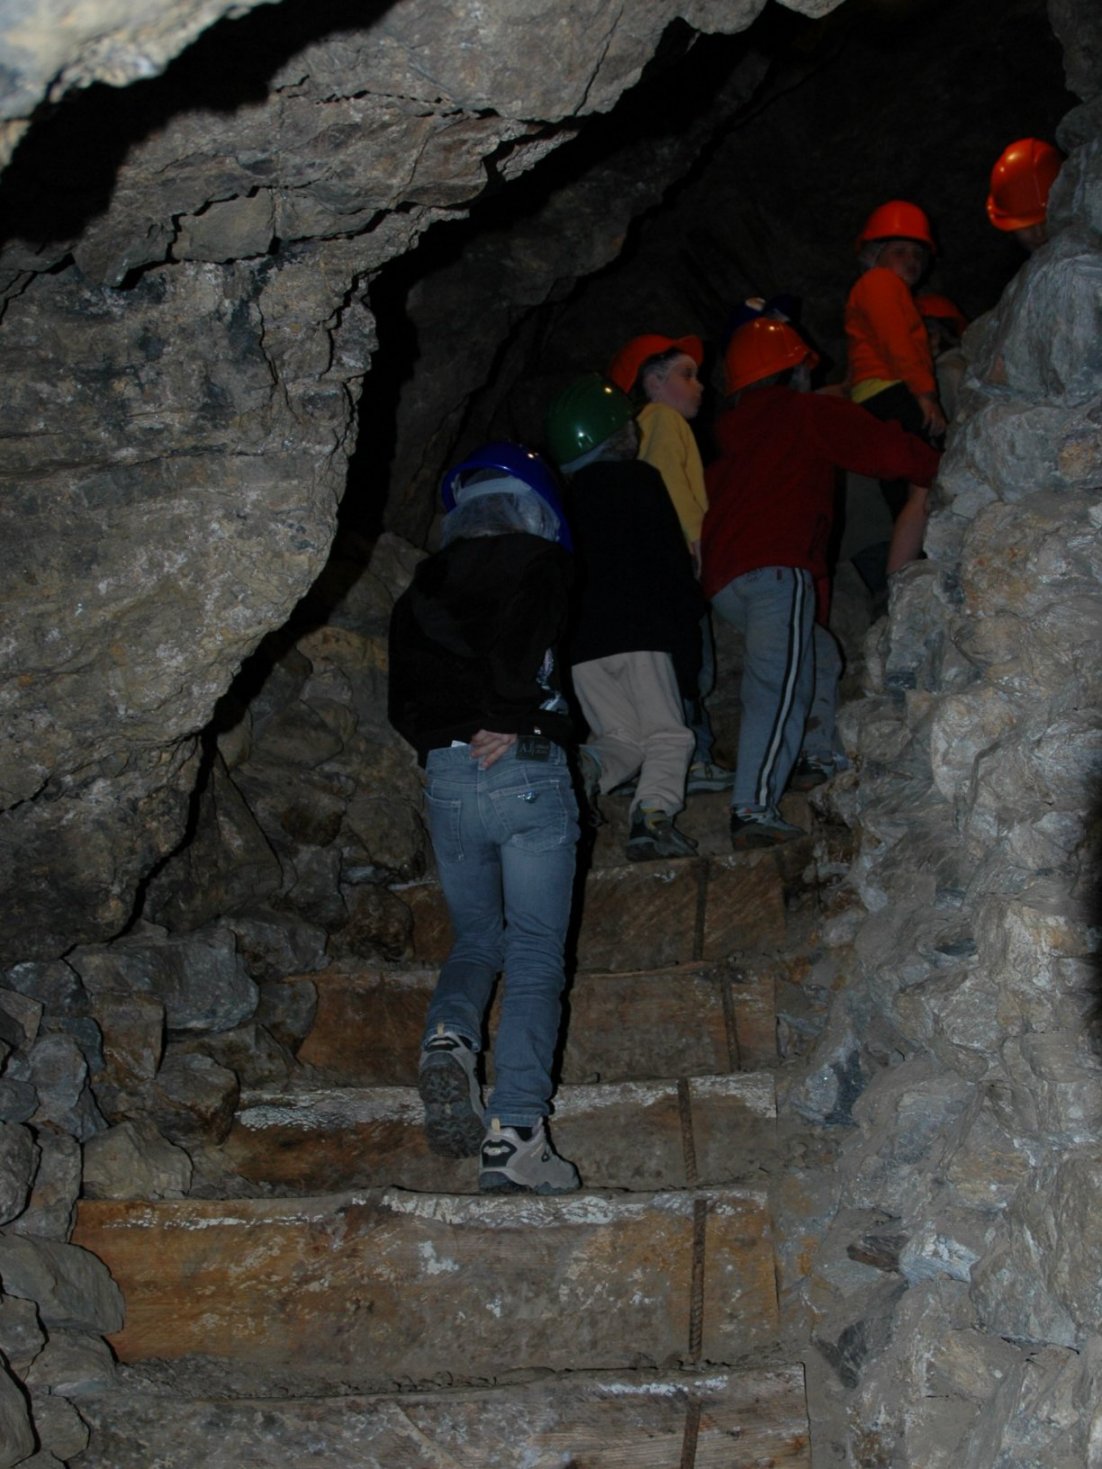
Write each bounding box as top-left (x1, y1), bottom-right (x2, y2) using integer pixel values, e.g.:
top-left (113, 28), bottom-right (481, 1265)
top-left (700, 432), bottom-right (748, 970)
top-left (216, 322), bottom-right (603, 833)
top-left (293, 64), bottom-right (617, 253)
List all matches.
top-left (545, 374), bottom-right (702, 862)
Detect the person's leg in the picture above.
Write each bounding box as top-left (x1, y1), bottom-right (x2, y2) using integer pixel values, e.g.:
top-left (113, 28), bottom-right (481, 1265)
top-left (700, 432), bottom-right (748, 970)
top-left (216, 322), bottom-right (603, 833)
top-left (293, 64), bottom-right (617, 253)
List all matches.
top-left (572, 655), bottom-right (646, 793)
top-left (802, 622), bottom-right (844, 767)
top-left (418, 746), bottom-right (503, 1157)
top-left (482, 746), bottom-right (579, 1128)
top-left (791, 622), bottom-right (847, 790)
top-left (625, 650), bottom-right (695, 818)
top-left (478, 745), bottom-right (581, 1194)
top-left (683, 611), bottom-right (734, 789)
top-left (712, 566), bottom-right (815, 818)
top-left (885, 483), bottom-right (930, 574)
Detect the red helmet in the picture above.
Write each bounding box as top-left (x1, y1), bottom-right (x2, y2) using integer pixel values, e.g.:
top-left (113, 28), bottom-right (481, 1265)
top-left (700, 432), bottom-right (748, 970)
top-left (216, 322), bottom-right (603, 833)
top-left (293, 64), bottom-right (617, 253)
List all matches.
top-left (914, 294), bottom-right (969, 337)
top-left (724, 318), bottom-right (819, 394)
top-left (987, 138), bottom-right (1064, 231)
top-left (856, 200), bottom-right (936, 253)
top-left (608, 333), bottom-right (703, 394)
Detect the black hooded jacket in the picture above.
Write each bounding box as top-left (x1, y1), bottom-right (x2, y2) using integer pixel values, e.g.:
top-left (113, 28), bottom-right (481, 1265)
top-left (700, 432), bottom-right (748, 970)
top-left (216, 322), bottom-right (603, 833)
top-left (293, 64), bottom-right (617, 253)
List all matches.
top-left (388, 532), bottom-right (573, 763)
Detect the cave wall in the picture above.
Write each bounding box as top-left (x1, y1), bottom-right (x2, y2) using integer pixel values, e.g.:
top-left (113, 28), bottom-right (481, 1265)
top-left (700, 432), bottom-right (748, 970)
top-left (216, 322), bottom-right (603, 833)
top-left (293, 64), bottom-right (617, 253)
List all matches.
top-left (0, 0), bottom-right (803, 964)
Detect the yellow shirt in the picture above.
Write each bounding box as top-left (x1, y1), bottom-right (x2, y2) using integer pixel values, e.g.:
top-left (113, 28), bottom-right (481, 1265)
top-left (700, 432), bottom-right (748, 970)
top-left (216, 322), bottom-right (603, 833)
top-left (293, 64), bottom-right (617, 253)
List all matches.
top-left (637, 401), bottom-right (708, 546)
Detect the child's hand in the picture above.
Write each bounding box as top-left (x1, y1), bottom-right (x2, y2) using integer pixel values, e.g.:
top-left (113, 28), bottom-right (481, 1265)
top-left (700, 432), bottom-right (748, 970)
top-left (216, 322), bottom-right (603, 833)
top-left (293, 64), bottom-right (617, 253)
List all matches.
top-left (917, 393), bottom-right (947, 437)
top-left (469, 730), bottom-right (517, 768)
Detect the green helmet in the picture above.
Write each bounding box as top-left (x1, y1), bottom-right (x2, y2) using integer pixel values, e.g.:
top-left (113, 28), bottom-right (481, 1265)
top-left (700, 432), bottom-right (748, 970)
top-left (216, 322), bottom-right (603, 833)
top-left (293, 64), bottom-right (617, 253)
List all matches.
top-left (544, 374), bottom-right (633, 468)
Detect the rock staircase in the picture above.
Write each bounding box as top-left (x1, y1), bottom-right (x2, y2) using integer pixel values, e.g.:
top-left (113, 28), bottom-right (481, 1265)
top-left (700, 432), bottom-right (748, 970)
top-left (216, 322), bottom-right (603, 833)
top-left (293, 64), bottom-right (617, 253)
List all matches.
top-left (71, 790), bottom-right (813, 1466)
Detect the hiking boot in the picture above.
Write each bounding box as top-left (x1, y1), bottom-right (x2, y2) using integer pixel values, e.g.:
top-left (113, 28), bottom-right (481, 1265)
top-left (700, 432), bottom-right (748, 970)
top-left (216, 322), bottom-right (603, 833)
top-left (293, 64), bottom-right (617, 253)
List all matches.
top-left (418, 1025), bottom-right (484, 1158)
top-left (479, 1118), bottom-right (580, 1195)
top-left (729, 808), bottom-right (805, 851)
top-left (788, 756), bottom-right (832, 792)
top-left (626, 805), bottom-right (698, 862)
top-left (685, 760), bottom-right (737, 793)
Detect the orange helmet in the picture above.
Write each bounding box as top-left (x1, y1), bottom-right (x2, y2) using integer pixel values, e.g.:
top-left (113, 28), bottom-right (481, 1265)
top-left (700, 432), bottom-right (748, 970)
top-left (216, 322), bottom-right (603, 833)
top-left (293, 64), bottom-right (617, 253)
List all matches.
top-left (608, 333), bottom-right (703, 394)
top-left (914, 294), bottom-right (969, 337)
top-left (986, 138), bottom-right (1063, 231)
top-left (856, 200), bottom-right (936, 253)
top-left (724, 318), bottom-right (819, 394)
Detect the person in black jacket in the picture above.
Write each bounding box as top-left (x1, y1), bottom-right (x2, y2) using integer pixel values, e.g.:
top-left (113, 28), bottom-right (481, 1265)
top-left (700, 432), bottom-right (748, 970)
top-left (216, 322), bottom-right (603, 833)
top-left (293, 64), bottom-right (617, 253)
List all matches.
top-left (545, 375), bottom-right (701, 862)
top-left (388, 442), bottom-right (581, 1195)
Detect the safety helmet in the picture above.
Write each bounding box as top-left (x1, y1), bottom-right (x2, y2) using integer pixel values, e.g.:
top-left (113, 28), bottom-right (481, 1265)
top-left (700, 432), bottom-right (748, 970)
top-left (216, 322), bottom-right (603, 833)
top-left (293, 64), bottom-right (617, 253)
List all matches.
top-left (544, 374), bottom-right (634, 468)
top-left (607, 333), bottom-right (703, 395)
top-left (986, 138), bottom-right (1063, 231)
top-left (723, 318), bottom-right (819, 394)
top-left (440, 441), bottom-right (571, 549)
top-left (914, 293), bottom-right (969, 337)
top-left (856, 200), bottom-right (936, 253)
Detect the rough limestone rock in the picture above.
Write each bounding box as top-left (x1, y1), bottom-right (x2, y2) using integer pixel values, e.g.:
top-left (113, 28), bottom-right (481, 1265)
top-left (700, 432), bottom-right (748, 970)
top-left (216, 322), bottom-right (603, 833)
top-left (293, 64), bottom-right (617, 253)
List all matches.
top-left (787, 81), bottom-right (1102, 1464)
top-left (83, 1119), bottom-right (194, 1201)
top-left (0, 1234), bottom-right (124, 1335)
top-left (0, 1122), bottom-right (37, 1227)
top-left (0, 1358), bottom-right (36, 1469)
top-left (71, 924), bottom-right (258, 1035)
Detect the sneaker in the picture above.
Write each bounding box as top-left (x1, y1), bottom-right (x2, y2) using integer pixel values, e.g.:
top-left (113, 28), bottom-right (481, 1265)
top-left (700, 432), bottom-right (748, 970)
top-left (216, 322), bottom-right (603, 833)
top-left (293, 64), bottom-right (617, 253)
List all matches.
top-left (788, 756), bottom-right (832, 792)
top-left (729, 808), bottom-right (805, 850)
top-left (626, 805), bottom-right (698, 862)
top-left (418, 1025), bottom-right (484, 1158)
top-left (685, 760), bottom-right (737, 793)
top-left (479, 1118), bottom-right (580, 1195)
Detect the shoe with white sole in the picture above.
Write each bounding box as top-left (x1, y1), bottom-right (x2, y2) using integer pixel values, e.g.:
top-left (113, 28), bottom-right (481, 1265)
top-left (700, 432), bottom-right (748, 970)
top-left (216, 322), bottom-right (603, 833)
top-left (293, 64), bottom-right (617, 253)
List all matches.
top-left (479, 1117), bottom-right (580, 1194)
top-left (418, 1025), bottom-right (484, 1158)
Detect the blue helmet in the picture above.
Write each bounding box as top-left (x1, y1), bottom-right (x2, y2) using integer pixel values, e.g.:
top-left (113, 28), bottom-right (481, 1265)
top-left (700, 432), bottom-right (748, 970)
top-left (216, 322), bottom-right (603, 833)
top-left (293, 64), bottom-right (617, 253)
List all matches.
top-left (440, 440), bottom-right (572, 550)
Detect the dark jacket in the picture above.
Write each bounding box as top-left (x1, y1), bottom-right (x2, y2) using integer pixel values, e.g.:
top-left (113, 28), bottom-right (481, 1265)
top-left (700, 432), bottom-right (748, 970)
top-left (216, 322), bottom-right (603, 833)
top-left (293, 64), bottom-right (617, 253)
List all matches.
top-left (388, 532), bottom-right (573, 763)
top-left (566, 458), bottom-right (703, 696)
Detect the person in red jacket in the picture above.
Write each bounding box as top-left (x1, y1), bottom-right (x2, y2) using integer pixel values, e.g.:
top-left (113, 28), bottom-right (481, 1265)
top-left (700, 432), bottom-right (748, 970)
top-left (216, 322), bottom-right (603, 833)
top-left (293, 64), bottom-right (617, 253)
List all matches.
top-left (846, 200), bottom-right (944, 594)
top-left (702, 318), bottom-right (941, 849)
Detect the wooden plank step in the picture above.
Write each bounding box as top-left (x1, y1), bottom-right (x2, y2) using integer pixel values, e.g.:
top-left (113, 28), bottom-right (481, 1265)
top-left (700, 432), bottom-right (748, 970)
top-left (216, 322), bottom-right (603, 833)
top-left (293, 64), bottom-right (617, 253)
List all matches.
top-left (200, 1073), bottom-right (776, 1195)
top-left (399, 845), bottom-right (788, 975)
top-left (72, 1187), bottom-right (778, 1393)
top-left (292, 959), bottom-right (775, 1087)
top-left (75, 1365), bottom-right (810, 1467)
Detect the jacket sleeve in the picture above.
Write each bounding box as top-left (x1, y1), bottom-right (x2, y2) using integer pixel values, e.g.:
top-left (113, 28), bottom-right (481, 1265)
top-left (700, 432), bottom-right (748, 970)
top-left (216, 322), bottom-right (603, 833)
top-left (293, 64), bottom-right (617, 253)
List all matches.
top-left (849, 269), bottom-right (937, 397)
top-left (486, 547), bottom-right (571, 713)
top-left (805, 393), bottom-right (941, 485)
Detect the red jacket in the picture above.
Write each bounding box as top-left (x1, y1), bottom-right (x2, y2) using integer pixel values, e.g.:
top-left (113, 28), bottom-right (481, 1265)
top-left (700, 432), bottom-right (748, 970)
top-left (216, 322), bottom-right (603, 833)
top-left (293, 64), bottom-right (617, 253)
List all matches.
top-left (845, 267), bottom-right (936, 397)
top-left (701, 386), bottom-right (941, 600)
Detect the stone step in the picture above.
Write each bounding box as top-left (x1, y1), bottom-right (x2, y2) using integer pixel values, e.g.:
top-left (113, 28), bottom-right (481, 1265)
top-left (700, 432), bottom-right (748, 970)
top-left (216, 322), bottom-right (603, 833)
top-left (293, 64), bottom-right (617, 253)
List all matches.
top-left (75, 1365), bottom-right (810, 1467)
top-left (291, 958), bottom-right (776, 1086)
top-left (73, 1186), bottom-right (778, 1395)
top-left (198, 1072), bottom-right (776, 1196)
top-left (398, 840), bottom-right (794, 976)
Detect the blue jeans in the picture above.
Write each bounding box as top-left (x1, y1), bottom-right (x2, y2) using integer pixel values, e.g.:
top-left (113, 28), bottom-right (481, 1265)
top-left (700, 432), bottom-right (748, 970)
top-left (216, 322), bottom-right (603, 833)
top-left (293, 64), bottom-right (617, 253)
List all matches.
top-left (712, 566), bottom-right (815, 815)
top-left (422, 742), bottom-right (579, 1128)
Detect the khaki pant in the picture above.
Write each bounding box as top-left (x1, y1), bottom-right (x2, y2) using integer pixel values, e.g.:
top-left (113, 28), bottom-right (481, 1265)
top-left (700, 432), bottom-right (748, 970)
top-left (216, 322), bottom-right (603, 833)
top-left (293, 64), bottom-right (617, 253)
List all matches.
top-left (572, 650), bottom-right (693, 816)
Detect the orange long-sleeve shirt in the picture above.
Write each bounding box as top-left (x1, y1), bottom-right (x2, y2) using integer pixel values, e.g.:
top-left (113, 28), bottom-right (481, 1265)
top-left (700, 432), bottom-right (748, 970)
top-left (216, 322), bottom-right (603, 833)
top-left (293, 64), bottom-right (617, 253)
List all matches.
top-left (845, 267), bottom-right (936, 398)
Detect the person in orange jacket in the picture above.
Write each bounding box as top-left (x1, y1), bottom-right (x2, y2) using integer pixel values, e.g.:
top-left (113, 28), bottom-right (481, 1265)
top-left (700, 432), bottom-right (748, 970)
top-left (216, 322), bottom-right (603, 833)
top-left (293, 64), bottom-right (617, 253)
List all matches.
top-left (845, 199), bottom-right (944, 592)
top-left (987, 137), bottom-right (1064, 254)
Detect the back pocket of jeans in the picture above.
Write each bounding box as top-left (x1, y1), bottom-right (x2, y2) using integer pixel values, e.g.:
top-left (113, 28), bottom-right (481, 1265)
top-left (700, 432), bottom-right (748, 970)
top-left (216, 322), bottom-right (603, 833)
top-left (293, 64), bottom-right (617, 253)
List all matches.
top-left (490, 780), bottom-right (577, 851)
top-left (424, 791), bottom-right (465, 863)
